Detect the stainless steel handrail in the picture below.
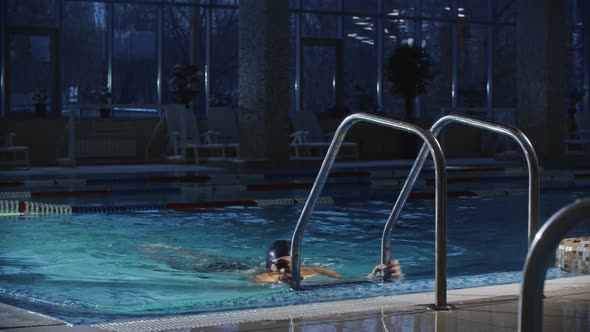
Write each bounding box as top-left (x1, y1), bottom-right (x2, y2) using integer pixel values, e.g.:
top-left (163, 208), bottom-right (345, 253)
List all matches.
top-left (519, 197), bottom-right (590, 332)
top-left (381, 114), bottom-right (540, 273)
top-left (290, 113), bottom-right (449, 308)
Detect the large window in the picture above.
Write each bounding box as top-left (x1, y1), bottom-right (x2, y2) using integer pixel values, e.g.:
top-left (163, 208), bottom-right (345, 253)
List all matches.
top-left (162, 5), bottom-right (205, 107)
top-left (302, 0), bottom-right (338, 11)
top-left (383, 0), bottom-right (415, 17)
top-left (343, 16), bottom-right (377, 113)
top-left (5, 0), bottom-right (587, 123)
top-left (457, 23), bottom-right (487, 107)
top-left (422, 0), bottom-right (454, 19)
top-left (302, 14), bottom-right (339, 38)
top-left (457, 0), bottom-right (488, 21)
top-left (383, 17), bottom-right (417, 118)
top-left (113, 3), bottom-right (157, 105)
top-left (7, 0), bottom-right (58, 28)
top-left (492, 26), bottom-right (515, 108)
top-left (209, 7), bottom-right (238, 111)
top-left (420, 20), bottom-right (453, 119)
top-left (343, 0), bottom-right (377, 14)
top-left (61, 1), bottom-right (107, 105)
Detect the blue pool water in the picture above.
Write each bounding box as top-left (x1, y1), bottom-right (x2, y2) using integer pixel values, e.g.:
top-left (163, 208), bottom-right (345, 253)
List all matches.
top-left (0, 190), bottom-right (587, 324)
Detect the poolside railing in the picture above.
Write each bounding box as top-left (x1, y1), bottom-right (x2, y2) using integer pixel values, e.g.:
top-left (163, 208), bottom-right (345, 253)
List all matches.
top-left (381, 114), bottom-right (540, 273)
top-left (290, 113), bottom-right (450, 310)
top-left (519, 197), bottom-right (590, 332)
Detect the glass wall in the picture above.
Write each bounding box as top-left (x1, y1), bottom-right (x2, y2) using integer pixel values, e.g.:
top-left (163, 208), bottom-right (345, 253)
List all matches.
top-left (113, 3), bottom-right (158, 105)
top-left (421, 20), bottom-right (453, 118)
top-left (2, 0), bottom-right (588, 121)
top-left (61, 1), bottom-right (107, 105)
top-left (343, 16), bottom-right (376, 113)
top-left (456, 23), bottom-right (487, 108)
top-left (7, 0), bottom-right (58, 28)
top-left (162, 5), bottom-right (205, 113)
top-left (209, 7), bottom-right (238, 110)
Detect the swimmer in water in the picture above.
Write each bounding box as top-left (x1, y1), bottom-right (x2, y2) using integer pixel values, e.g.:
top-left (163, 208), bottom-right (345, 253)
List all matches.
top-left (252, 240), bottom-right (401, 283)
top-left (142, 240), bottom-right (401, 283)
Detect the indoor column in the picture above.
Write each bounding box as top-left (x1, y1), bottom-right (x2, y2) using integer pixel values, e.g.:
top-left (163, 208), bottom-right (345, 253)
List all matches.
top-left (238, 0), bottom-right (290, 162)
top-left (517, 0), bottom-right (567, 160)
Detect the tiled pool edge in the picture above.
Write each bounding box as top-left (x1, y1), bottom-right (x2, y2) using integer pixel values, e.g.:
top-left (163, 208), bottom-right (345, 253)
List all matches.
top-left (0, 302), bottom-right (68, 329)
top-left (85, 275), bottom-right (590, 332)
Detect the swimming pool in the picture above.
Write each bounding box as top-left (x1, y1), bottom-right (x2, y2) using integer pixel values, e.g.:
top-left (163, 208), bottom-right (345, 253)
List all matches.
top-left (0, 190), bottom-right (585, 324)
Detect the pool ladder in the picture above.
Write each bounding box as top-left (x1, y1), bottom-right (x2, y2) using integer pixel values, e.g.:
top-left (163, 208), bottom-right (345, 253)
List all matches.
top-left (290, 113), bottom-right (540, 311)
top-left (519, 197), bottom-right (590, 332)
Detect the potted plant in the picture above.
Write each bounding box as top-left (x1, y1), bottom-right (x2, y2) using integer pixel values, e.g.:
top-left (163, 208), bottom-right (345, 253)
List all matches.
top-left (386, 43), bottom-right (433, 122)
top-left (168, 64), bottom-right (203, 108)
top-left (31, 88), bottom-right (48, 118)
top-left (97, 86), bottom-right (112, 118)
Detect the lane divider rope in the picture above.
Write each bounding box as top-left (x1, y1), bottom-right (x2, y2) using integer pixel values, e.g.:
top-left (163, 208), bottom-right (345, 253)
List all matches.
top-left (0, 195), bottom-right (335, 216)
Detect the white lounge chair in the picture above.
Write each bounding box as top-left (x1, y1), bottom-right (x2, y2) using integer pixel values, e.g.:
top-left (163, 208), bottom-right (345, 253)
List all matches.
top-left (565, 111), bottom-right (590, 155)
top-left (164, 105), bottom-right (239, 164)
top-left (202, 106), bottom-right (240, 160)
top-left (0, 133), bottom-right (30, 169)
top-left (289, 111), bottom-right (358, 160)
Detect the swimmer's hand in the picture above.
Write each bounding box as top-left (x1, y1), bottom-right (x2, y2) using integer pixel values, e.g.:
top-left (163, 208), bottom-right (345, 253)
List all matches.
top-left (368, 260), bottom-right (401, 279)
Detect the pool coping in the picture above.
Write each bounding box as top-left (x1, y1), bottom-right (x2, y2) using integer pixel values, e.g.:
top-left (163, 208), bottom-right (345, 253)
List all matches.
top-left (1, 274), bottom-right (589, 331)
top-left (83, 274), bottom-right (590, 332)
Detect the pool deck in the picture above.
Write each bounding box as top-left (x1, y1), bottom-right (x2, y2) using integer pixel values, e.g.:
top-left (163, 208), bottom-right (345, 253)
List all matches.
top-left (3, 275), bottom-right (590, 331)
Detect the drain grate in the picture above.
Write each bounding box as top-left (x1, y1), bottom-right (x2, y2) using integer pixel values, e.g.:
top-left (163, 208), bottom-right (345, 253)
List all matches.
top-left (91, 295), bottom-right (426, 332)
top-left (0, 303), bottom-right (67, 328)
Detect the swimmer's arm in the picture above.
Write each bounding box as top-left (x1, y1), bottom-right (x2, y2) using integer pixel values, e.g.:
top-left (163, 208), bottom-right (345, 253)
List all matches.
top-left (253, 267), bottom-right (344, 284)
top-left (301, 267), bottom-right (343, 279)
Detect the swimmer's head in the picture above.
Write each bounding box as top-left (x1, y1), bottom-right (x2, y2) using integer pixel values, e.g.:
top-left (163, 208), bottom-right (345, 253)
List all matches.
top-left (265, 240), bottom-right (291, 271)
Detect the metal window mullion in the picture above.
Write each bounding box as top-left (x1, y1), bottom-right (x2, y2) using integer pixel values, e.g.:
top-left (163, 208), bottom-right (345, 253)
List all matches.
top-left (486, 0), bottom-right (493, 119)
top-left (337, 0), bottom-right (342, 38)
top-left (376, 0), bottom-right (383, 113)
top-left (54, 0), bottom-right (62, 117)
top-left (451, 0), bottom-right (458, 108)
top-left (335, 0), bottom-right (342, 106)
top-left (157, 4), bottom-right (163, 105)
top-left (295, 0), bottom-right (301, 113)
top-left (107, 1), bottom-right (114, 94)
top-left (585, 4), bottom-right (589, 113)
top-left (205, 1), bottom-right (211, 116)
top-left (415, 0), bottom-right (423, 117)
top-left (0, 0), bottom-right (6, 117)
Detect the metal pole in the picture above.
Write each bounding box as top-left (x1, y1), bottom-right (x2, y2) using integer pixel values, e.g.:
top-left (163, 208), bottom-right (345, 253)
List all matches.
top-left (290, 113), bottom-right (448, 308)
top-left (295, 0), bottom-right (301, 113)
top-left (156, 4), bottom-right (163, 106)
top-left (376, 0), bottom-right (383, 112)
top-left (519, 197), bottom-right (590, 332)
top-left (107, 1), bottom-right (114, 93)
top-left (486, 0), bottom-right (493, 120)
top-left (451, 0), bottom-right (458, 109)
